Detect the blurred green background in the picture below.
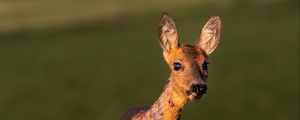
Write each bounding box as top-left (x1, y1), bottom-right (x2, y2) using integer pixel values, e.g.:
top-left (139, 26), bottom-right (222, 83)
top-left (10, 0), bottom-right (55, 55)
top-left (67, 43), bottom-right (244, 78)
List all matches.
top-left (0, 0), bottom-right (299, 120)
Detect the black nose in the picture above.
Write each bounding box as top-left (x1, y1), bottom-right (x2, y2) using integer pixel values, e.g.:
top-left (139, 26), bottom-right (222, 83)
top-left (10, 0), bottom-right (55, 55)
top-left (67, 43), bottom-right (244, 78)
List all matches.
top-left (192, 84), bottom-right (207, 96)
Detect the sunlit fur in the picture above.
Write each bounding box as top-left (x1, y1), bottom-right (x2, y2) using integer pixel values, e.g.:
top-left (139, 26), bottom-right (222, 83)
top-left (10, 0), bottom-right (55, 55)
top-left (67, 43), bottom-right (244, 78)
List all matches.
top-left (164, 44), bottom-right (209, 101)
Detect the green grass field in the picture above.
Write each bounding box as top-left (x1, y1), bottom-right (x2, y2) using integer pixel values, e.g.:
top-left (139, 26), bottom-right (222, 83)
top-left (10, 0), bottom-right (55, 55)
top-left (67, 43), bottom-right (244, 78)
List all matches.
top-left (0, 0), bottom-right (299, 120)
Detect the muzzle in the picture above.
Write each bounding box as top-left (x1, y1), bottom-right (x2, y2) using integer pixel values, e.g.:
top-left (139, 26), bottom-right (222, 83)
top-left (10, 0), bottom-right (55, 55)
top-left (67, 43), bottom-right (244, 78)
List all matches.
top-left (191, 84), bottom-right (207, 96)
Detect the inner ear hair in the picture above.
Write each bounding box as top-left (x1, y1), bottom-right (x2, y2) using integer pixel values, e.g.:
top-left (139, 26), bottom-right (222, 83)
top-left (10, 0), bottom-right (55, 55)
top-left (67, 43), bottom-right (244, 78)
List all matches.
top-left (196, 16), bottom-right (221, 55)
top-left (158, 12), bottom-right (179, 52)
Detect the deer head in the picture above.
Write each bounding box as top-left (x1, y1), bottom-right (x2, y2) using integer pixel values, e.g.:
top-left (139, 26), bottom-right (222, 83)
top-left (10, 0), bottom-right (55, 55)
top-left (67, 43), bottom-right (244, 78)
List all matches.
top-left (158, 12), bottom-right (221, 101)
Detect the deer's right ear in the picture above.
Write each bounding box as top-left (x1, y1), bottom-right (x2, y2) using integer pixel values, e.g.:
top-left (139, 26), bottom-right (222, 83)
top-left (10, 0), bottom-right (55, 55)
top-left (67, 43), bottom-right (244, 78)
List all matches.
top-left (158, 12), bottom-right (179, 53)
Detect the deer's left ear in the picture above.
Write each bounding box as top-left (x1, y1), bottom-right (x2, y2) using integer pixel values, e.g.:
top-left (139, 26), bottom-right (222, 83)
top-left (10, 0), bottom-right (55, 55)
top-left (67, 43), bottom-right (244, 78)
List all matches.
top-left (196, 16), bottom-right (221, 55)
top-left (158, 12), bottom-right (179, 53)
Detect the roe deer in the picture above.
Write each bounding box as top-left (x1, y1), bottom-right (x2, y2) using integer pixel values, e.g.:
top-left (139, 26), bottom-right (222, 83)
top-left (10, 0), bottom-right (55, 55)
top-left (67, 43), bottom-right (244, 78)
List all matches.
top-left (121, 12), bottom-right (222, 120)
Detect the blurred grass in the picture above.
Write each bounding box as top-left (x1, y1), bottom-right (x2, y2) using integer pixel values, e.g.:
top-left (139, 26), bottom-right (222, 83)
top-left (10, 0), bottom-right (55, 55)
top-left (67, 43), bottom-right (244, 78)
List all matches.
top-left (0, 0), bottom-right (299, 120)
top-left (0, 0), bottom-right (231, 32)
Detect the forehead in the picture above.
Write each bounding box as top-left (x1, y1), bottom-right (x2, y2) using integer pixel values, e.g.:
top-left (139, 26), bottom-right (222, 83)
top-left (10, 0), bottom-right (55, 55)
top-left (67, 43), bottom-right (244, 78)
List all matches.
top-left (171, 44), bottom-right (208, 63)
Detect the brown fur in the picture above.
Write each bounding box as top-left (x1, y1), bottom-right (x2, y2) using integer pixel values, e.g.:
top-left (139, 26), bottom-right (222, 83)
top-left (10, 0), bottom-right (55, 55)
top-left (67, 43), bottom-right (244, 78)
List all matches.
top-left (121, 12), bottom-right (221, 120)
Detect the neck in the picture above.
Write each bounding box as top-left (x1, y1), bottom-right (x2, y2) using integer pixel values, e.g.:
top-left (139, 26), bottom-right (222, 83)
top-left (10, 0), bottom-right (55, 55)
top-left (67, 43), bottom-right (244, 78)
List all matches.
top-left (145, 77), bottom-right (188, 120)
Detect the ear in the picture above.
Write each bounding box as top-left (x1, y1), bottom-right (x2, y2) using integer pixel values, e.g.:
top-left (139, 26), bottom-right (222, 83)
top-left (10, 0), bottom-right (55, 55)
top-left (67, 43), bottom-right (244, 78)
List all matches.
top-left (196, 16), bottom-right (221, 55)
top-left (158, 12), bottom-right (179, 53)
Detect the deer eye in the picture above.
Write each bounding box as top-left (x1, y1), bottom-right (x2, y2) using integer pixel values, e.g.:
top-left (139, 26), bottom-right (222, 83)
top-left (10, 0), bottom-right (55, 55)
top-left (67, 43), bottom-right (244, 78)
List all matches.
top-left (203, 61), bottom-right (209, 70)
top-left (173, 62), bottom-right (183, 71)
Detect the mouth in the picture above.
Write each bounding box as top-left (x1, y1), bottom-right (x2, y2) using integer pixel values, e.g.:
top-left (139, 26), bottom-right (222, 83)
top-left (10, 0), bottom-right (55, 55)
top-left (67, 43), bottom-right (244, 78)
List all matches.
top-left (188, 92), bottom-right (205, 101)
